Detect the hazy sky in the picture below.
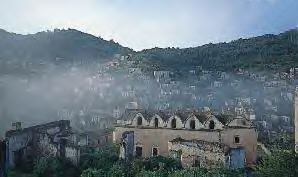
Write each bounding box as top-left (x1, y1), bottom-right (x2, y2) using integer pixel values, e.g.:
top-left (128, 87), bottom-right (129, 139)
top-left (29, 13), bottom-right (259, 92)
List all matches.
top-left (0, 0), bottom-right (298, 50)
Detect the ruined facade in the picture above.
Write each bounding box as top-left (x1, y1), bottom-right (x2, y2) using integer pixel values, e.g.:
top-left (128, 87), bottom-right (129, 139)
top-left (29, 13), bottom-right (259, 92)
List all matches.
top-left (119, 131), bottom-right (134, 164)
top-left (295, 87), bottom-right (298, 153)
top-left (82, 130), bottom-right (113, 148)
top-left (5, 120), bottom-right (80, 169)
top-left (113, 109), bottom-right (258, 167)
top-left (168, 138), bottom-right (226, 168)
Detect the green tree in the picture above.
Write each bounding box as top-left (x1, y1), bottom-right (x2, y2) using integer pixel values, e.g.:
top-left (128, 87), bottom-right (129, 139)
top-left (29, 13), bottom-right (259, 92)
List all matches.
top-left (80, 168), bottom-right (103, 177)
top-left (255, 150), bottom-right (298, 177)
top-left (168, 167), bottom-right (241, 177)
top-left (80, 144), bottom-right (119, 172)
top-left (33, 157), bottom-right (79, 177)
top-left (140, 156), bottom-right (182, 172)
top-left (107, 164), bottom-right (125, 177)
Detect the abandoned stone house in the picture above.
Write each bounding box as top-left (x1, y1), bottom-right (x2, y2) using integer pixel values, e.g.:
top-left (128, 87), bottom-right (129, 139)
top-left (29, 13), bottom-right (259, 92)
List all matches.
top-left (168, 138), bottom-right (246, 169)
top-left (168, 138), bottom-right (226, 168)
top-left (113, 109), bottom-right (258, 168)
top-left (82, 130), bottom-right (113, 148)
top-left (5, 120), bottom-right (81, 169)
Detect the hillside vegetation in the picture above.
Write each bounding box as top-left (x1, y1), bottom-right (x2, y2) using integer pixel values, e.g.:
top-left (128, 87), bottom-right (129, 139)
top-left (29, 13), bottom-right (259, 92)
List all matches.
top-left (0, 28), bottom-right (298, 73)
top-left (135, 28), bottom-right (298, 72)
top-left (0, 28), bottom-right (132, 63)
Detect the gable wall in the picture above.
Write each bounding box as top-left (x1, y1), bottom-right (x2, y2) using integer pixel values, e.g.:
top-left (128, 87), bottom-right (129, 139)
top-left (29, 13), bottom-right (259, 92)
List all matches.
top-left (221, 128), bottom-right (257, 166)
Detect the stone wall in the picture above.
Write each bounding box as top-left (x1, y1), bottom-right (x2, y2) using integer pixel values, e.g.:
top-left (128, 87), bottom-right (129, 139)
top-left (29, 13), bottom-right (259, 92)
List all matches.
top-left (113, 127), bottom-right (221, 158)
top-left (221, 128), bottom-right (257, 166)
top-left (113, 126), bottom-right (258, 166)
top-left (168, 140), bottom-right (225, 168)
top-left (6, 131), bottom-right (32, 168)
top-left (5, 120), bottom-right (78, 169)
top-left (65, 146), bottom-right (80, 165)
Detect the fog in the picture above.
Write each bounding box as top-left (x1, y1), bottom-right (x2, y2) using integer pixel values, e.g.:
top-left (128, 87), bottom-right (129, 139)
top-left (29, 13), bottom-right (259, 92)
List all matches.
top-left (0, 57), bottom-right (295, 138)
top-left (0, 63), bottom-right (162, 137)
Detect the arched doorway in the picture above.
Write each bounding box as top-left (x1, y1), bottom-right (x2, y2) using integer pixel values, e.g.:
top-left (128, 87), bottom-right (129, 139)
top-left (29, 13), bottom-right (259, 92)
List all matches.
top-left (154, 118), bottom-right (159, 128)
top-left (137, 117), bottom-right (142, 126)
top-left (209, 120), bottom-right (215, 129)
top-left (190, 120), bottom-right (196, 130)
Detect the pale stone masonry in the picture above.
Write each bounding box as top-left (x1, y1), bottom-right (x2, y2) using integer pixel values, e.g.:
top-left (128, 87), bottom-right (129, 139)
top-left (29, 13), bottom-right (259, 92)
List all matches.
top-left (5, 120), bottom-right (81, 168)
top-left (168, 138), bottom-right (226, 168)
top-left (113, 109), bottom-right (258, 167)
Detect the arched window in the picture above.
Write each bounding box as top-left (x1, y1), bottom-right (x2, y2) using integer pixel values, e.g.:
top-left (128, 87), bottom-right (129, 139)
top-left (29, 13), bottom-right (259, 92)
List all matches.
top-left (171, 118), bottom-right (176, 128)
top-left (209, 120), bottom-right (215, 130)
top-left (190, 120), bottom-right (196, 130)
top-left (137, 117), bottom-right (142, 126)
top-left (154, 118), bottom-right (159, 128)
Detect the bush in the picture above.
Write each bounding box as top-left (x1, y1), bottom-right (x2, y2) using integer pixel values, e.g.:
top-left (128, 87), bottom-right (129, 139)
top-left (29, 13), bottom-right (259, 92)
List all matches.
top-left (33, 157), bottom-right (79, 177)
top-left (139, 156), bottom-right (182, 172)
top-left (255, 150), bottom-right (298, 177)
top-left (7, 170), bottom-right (35, 177)
top-left (167, 167), bottom-right (241, 177)
top-left (79, 144), bottom-right (119, 172)
top-left (80, 168), bottom-right (104, 177)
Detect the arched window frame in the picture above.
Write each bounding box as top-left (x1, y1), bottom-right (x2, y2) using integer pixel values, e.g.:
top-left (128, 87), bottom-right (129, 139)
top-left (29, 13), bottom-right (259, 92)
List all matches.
top-left (209, 120), bottom-right (215, 130)
top-left (137, 116), bottom-right (142, 126)
top-left (154, 118), bottom-right (159, 128)
top-left (190, 120), bottom-right (196, 130)
top-left (171, 118), bottom-right (177, 128)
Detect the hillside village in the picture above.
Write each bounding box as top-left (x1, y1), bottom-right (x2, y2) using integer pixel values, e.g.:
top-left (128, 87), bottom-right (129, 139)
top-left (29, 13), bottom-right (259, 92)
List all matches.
top-left (0, 28), bottom-right (297, 177)
top-left (52, 53), bottom-right (297, 145)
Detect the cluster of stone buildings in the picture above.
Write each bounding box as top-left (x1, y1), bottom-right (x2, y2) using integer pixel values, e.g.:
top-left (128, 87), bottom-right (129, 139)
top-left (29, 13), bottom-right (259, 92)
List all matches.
top-left (0, 118), bottom-right (115, 175)
top-left (4, 120), bottom-right (83, 169)
top-left (0, 83), bottom-right (296, 174)
top-left (114, 109), bottom-right (257, 168)
top-left (91, 55), bottom-right (297, 141)
top-left (8, 54), bottom-right (295, 149)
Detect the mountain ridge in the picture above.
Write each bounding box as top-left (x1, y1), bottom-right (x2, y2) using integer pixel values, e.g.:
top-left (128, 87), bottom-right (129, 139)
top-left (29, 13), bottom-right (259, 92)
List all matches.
top-left (0, 27), bottom-right (297, 72)
top-left (0, 28), bottom-right (133, 62)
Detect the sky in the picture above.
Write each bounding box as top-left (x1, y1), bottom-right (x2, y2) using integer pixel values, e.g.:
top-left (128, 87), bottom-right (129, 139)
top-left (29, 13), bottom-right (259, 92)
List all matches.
top-left (0, 0), bottom-right (298, 51)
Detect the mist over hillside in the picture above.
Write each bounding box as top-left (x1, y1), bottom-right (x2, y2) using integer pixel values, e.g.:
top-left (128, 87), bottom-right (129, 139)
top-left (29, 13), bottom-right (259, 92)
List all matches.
top-left (0, 28), bottom-right (297, 138)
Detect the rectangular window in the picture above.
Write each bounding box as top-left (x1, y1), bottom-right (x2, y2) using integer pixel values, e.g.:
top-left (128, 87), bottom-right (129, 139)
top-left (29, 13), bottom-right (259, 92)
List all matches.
top-left (105, 136), bottom-right (108, 143)
top-left (136, 146), bottom-right (142, 158)
top-left (152, 147), bottom-right (158, 156)
top-left (234, 135), bottom-right (240, 144)
top-left (194, 156), bottom-right (201, 167)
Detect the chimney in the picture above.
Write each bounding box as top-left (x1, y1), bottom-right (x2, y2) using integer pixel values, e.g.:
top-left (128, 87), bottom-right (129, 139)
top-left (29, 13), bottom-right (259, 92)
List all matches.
top-left (126, 102), bottom-right (138, 110)
top-left (12, 122), bottom-right (22, 131)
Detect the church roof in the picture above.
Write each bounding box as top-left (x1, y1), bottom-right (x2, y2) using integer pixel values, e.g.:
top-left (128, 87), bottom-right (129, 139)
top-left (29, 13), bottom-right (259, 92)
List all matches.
top-left (118, 109), bottom-right (229, 124)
